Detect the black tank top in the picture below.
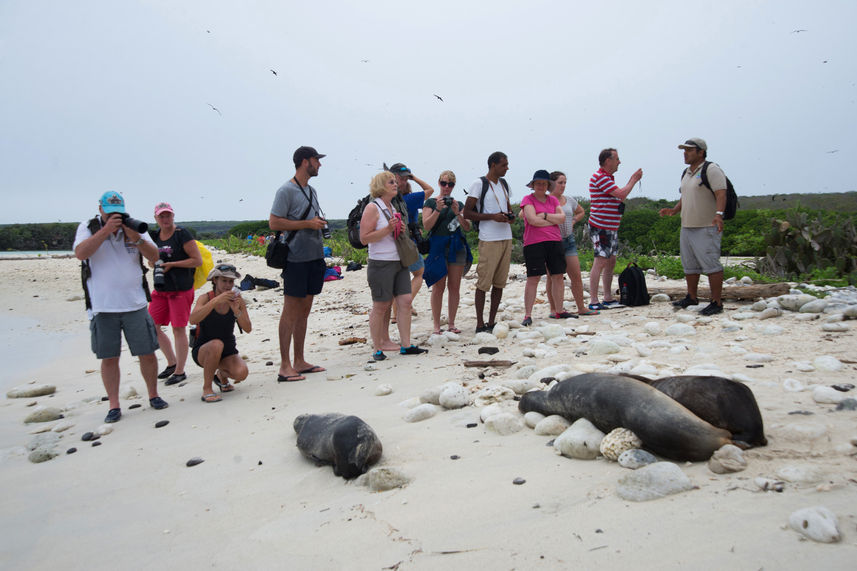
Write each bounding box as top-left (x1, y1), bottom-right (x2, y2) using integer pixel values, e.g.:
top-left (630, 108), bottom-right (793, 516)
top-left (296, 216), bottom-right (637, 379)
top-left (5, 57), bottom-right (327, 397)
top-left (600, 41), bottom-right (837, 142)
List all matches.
top-left (197, 292), bottom-right (236, 346)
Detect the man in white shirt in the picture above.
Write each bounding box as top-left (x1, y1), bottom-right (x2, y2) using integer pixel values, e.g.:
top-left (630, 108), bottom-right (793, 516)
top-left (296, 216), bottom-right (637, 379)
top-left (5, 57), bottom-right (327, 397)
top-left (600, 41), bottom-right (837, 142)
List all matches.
top-left (463, 151), bottom-right (514, 333)
top-left (74, 191), bottom-right (167, 423)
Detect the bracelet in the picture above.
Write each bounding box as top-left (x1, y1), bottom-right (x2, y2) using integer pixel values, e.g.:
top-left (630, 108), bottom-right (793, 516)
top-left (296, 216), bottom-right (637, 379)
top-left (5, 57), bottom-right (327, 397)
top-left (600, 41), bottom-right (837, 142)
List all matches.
top-left (715, 211), bottom-right (724, 216)
top-left (134, 238), bottom-right (144, 246)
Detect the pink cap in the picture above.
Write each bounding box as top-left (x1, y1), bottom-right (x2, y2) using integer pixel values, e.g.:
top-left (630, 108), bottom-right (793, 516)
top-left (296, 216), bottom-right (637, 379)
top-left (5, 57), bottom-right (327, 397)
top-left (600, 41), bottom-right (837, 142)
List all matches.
top-left (154, 202), bottom-right (174, 216)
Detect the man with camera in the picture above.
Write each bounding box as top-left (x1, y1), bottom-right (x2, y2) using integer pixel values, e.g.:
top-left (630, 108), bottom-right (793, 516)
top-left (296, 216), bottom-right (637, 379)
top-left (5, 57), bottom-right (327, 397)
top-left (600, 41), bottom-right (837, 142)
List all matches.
top-left (73, 191), bottom-right (169, 423)
top-left (269, 146), bottom-right (329, 383)
top-left (586, 148), bottom-right (642, 311)
top-left (463, 151), bottom-right (515, 333)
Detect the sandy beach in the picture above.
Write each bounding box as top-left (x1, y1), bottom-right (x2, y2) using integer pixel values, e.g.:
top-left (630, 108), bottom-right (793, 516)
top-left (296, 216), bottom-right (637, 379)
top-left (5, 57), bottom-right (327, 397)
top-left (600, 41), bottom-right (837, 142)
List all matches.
top-left (1, 252), bottom-right (856, 570)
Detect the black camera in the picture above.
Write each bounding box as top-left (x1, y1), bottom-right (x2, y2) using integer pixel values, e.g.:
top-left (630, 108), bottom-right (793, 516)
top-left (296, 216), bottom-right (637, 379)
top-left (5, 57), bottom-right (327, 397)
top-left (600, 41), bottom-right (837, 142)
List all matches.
top-left (120, 213), bottom-right (149, 233)
top-left (153, 260), bottom-right (165, 289)
top-left (443, 196), bottom-right (453, 207)
top-left (505, 212), bottom-right (516, 221)
top-left (321, 223), bottom-right (331, 239)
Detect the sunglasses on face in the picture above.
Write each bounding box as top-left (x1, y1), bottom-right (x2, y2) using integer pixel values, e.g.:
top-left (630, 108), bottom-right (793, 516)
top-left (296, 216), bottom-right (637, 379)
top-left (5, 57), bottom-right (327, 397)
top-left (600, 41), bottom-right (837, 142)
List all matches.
top-left (439, 181), bottom-right (455, 188)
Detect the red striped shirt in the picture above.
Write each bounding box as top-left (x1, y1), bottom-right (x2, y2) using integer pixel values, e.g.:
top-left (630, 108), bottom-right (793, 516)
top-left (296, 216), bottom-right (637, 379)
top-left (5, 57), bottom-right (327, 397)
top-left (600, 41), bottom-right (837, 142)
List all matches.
top-left (588, 168), bottom-right (621, 230)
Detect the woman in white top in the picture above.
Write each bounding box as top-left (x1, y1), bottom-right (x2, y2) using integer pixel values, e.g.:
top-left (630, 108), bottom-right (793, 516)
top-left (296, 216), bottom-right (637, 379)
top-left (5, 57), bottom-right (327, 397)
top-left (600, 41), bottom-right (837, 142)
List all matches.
top-left (359, 172), bottom-right (428, 361)
top-left (548, 170), bottom-right (596, 315)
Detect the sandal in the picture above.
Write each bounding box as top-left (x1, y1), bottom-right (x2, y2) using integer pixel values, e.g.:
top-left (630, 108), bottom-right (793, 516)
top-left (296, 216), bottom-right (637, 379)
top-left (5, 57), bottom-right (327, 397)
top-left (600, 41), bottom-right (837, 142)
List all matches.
top-left (578, 308), bottom-right (600, 316)
top-left (213, 375), bottom-right (234, 392)
top-left (201, 393), bottom-right (222, 403)
top-left (447, 326), bottom-right (462, 334)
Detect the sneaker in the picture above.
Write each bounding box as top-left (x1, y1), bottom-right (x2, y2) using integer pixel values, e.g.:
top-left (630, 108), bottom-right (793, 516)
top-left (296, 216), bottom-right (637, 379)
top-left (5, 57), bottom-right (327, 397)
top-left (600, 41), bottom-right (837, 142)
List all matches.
top-left (521, 316), bottom-right (532, 327)
top-left (400, 345), bottom-right (428, 355)
top-left (602, 300), bottom-right (620, 307)
top-left (700, 301), bottom-right (723, 316)
top-left (104, 408), bottom-right (121, 423)
top-left (672, 295), bottom-right (699, 309)
top-left (157, 364), bottom-right (176, 379)
top-left (588, 302), bottom-right (606, 311)
top-left (164, 372), bottom-right (187, 386)
top-left (149, 396), bottom-right (169, 410)
top-left (550, 311), bottom-right (577, 319)
top-left (372, 350), bottom-right (387, 361)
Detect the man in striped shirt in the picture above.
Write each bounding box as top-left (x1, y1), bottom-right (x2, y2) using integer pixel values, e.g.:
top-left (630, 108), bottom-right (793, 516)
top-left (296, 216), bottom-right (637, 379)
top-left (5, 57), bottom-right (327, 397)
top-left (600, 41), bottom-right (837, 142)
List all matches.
top-left (587, 148), bottom-right (642, 310)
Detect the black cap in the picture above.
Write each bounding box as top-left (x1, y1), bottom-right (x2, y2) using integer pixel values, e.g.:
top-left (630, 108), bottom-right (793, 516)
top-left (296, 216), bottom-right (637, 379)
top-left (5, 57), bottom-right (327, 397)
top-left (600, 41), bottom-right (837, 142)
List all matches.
top-left (293, 146), bottom-right (326, 167)
top-left (388, 162), bottom-right (411, 175)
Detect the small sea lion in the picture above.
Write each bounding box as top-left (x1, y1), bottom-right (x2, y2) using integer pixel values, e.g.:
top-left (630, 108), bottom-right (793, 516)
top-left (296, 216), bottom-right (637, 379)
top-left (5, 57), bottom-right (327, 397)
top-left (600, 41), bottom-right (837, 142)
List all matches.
top-left (293, 413), bottom-right (383, 479)
top-left (519, 373), bottom-right (732, 461)
top-left (625, 375), bottom-right (767, 448)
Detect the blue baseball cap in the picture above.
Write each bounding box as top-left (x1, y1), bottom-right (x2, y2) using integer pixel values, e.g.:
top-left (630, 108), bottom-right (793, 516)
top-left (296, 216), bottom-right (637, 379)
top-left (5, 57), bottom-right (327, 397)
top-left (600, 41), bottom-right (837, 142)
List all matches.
top-left (100, 191), bottom-right (126, 214)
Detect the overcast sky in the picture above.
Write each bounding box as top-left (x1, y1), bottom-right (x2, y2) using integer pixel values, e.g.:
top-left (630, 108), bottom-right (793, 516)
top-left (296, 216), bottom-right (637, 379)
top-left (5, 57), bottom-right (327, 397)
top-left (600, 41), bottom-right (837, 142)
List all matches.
top-left (1, 0), bottom-right (854, 224)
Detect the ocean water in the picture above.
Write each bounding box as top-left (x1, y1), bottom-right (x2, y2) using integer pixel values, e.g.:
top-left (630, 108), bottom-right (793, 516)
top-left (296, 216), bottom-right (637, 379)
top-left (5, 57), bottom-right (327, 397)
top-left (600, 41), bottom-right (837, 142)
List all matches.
top-left (0, 250), bottom-right (73, 258)
top-left (2, 314), bottom-right (82, 392)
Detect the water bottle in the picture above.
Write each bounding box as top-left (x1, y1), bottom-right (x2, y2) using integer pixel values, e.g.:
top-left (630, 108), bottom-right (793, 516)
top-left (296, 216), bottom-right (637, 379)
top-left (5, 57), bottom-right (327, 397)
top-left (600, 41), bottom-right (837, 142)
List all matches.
top-left (447, 216), bottom-right (460, 232)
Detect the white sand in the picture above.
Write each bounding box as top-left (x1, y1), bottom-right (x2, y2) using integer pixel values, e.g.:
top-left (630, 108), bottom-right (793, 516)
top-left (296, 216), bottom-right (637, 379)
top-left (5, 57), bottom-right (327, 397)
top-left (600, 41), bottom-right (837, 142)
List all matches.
top-left (1, 253), bottom-right (856, 569)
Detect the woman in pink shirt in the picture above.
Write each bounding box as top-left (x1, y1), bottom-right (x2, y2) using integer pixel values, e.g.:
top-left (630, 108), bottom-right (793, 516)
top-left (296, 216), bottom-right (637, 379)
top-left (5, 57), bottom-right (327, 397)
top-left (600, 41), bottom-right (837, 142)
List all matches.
top-left (520, 170), bottom-right (568, 325)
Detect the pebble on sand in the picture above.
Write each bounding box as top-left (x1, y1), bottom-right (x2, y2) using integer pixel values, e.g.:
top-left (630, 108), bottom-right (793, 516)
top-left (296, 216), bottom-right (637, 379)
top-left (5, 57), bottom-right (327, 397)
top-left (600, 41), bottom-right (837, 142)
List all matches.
top-left (186, 457), bottom-right (204, 467)
top-left (788, 506), bottom-right (841, 543)
top-left (6, 384), bottom-right (57, 399)
top-left (616, 462), bottom-right (694, 502)
top-left (23, 407), bottom-right (64, 424)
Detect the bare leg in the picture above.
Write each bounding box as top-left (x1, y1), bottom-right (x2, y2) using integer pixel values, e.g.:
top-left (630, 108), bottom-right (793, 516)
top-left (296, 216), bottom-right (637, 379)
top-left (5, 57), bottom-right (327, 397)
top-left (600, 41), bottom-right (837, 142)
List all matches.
top-left (101, 357), bottom-right (121, 410)
top-left (410, 268), bottom-right (423, 315)
top-left (488, 286), bottom-right (503, 325)
top-left (446, 264), bottom-right (464, 330)
top-left (546, 275), bottom-right (556, 312)
top-left (139, 353), bottom-right (160, 399)
top-left (566, 255), bottom-right (587, 313)
top-left (589, 256), bottom-right (606, 304)
top-left (474, 288), bottom-right (487, 329)
top-left (395, 293), bottom-right (414, 347)
top-left (524, 276), bottom-right (540, 318)
top-left (431, 276), bottom-right (447, 333)
top-left (685, 273), bottom-right (701, 300)
top-left (219, 353), bottom-right (248, 384)
top-left (198, 339), bottom-right (224, 394)
top-left (172, 326), bottom-right (188, 375)
top-left (278, 295), bottom-right (315, 378)
top-left (370, 300), bottom-right (393, 352)
top-left (379, 304), bottom-right (399, 351)
top-left (708, 270), bottom-right (723, 303)
top-left (601, 255), bottom-right (617, 301)
top-left (548, 273), bottom-right (564, 314)
top-left (155, 327), bottom-right (176, 369)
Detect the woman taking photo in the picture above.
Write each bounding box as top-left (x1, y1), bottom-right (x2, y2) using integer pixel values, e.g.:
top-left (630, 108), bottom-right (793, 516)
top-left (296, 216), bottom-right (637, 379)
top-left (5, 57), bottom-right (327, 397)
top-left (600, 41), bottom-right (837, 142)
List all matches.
top-left (189, 264), bottom-right (252, 403)
top-left (520, 170), bottom-right (568, 325)
top-left (422, 170), bottom-right (472, 335)
top-left (360, 172), bottom-right (428, 361)
top-left (148, 202), bottom-right (202, 385)
top-left (548, 171), bottom-right (596, 315)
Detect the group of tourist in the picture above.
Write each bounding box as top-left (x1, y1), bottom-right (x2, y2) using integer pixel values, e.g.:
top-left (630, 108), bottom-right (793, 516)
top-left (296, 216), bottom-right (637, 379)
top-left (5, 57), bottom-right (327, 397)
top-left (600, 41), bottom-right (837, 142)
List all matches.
top-left (74, 139), bottom-right (729, 423)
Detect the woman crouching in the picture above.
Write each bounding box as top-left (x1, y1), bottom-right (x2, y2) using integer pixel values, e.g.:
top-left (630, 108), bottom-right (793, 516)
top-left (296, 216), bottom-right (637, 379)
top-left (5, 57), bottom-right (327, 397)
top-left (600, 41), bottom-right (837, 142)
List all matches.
top-left (189, 264), bottom-right (252, 402)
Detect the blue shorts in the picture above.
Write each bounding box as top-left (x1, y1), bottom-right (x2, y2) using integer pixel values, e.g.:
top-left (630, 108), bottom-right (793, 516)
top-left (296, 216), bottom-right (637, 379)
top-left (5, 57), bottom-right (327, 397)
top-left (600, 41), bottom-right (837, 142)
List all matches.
top-left (562, 234), bottom-right (579, 257)
top-left (408, 247), bottom-right (425, 273)
top-left (282, 259), bottom-right (325, 298)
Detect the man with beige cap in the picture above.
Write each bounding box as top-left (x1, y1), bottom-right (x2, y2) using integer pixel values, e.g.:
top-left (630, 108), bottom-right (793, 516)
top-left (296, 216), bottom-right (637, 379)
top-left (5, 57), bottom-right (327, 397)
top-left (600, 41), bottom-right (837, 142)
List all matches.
top-left (659, 138), bottom-right (728, 316)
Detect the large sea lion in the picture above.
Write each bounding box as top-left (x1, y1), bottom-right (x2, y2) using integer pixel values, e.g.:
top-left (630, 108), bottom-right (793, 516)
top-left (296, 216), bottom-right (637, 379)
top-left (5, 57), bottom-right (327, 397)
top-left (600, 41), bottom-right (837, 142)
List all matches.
top-left (293, 413), bottom-right (383, 479)
top-left (623, 374), bottom-right (767, 448)
top-left (518, 373), bottom-right (732, 461)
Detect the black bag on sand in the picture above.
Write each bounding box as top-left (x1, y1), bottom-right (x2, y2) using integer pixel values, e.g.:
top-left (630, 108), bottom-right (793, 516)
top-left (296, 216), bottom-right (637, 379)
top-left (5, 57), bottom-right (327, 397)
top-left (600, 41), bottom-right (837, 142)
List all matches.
top-left (618, 263), bottom-right (650, 306)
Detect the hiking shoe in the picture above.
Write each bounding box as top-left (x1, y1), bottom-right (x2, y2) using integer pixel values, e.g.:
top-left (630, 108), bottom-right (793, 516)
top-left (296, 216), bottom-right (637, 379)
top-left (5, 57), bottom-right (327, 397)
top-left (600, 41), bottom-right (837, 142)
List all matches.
top-left (104, 408), bottom-right (121, 423)
top-left (602, 300), bottom-right (620, 307)
top-left (588, 302), bottom-right (606, 311)
top-left (550, 311), bottom-right (577, 319)
top-left (672, 295), bottom-right (699, 309)
top-left (149, 397), bottom-right (169, 410)
top-left (521, 316), bottom-right (532, 327)
top-left (400, 345), bottom-right (428, 355)
top-left (372, 350), bottom-right (387, 361)
top-left (164, 373), bottom-right (187, 386)
top-left (700, 301), bottom-right (724, 316)
top-left (157, 364), bottom-right (176, 379)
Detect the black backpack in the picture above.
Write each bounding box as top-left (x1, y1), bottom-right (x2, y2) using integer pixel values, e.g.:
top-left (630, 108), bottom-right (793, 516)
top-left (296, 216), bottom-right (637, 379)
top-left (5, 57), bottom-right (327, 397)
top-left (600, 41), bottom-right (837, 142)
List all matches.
top-left (472, 176), bottom-right (510, 231)
top-left (683, 161), bottom-right (738, 220)
top-left (618, 263), bottom-right (650, 306)
top-left (346, 194), bottom-right (409, 249)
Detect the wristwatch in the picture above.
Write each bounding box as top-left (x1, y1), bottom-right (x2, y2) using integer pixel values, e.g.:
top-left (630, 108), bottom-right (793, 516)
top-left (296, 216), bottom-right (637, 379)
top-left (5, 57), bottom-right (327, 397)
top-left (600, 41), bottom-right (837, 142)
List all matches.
top-left (715, 211), bottom-right (724, 217)
top-left (543, 212), bottom-right (548, 220)
top-left (134, 238), bottom-right (144, 245)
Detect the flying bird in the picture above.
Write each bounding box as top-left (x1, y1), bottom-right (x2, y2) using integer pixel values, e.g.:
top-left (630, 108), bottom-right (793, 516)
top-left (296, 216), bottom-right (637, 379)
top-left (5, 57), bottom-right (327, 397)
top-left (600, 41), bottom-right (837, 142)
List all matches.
top-left (207, 103), bottom-right (221, 116)
top-left (433, 94), bottom-right (443, 102)
top-left (826, 150), bottom-right (839, 154)
top-left (270, 69), bottom-right (277, 76)
top-left (360, 59), bottom-right (369, 63)
top-left (791, 29), bottom-right (807, 33)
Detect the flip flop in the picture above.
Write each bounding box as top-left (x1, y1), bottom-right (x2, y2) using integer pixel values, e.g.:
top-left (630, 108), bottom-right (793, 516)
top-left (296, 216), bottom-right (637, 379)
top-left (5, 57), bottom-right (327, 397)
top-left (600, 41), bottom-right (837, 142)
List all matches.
top-left (447, 327), bottom-right (462, 334)
top-left (201, 393), bottom-right (222, 403)
top-left (277, 374), bottom-right (306, 382)
top-left (213, 375), bottom-right (234, 392)
top-left (433, 329), bottom-right (445, 335)
top-left (578, 308), bottom-right (600, 316)
top-left (298, 365), bottom-right (326, 374)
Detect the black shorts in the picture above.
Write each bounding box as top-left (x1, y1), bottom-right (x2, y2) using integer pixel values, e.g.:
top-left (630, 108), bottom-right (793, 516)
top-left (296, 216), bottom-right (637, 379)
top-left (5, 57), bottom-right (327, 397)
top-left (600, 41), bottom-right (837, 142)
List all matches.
top-left (523, 241), bottom-right (566, 277)
top-left (282, 259), bottom-right (325, 298)
top-left (191, 338), bottom-right (238, 367)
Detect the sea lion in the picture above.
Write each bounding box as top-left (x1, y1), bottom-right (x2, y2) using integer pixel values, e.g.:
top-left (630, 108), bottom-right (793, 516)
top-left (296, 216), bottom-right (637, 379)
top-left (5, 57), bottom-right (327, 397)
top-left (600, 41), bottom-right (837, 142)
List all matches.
top-left (624, 374), bottom-right (767, 448)
top-left (518, 373), bottom-right (732, 461)
top-left (293, 413), bottom-right (383, 479)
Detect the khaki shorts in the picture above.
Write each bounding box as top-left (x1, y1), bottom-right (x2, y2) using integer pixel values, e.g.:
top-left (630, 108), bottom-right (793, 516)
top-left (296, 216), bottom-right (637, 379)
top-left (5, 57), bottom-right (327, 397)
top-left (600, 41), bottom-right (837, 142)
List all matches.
top-left (680, 226), bottom-right (723, 275)
top-left (90, 306), bottom-right (159, 359)
top-left (476, 239), bottom-right (512, 292)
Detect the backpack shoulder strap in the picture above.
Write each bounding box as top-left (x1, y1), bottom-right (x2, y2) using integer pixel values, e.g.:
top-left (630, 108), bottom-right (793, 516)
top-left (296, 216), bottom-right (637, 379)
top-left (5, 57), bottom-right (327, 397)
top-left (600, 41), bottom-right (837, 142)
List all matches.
top-left (700, 161), bottom-right (712, 192)
top-left (478, 176), bottom-right (489, 213)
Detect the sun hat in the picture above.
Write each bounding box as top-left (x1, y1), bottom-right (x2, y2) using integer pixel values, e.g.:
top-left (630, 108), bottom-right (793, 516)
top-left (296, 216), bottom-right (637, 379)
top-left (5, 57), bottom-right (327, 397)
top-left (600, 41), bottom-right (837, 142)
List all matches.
top-left (154, 202), bottom-right (174, 216)
top-left (678, 138), bottom-right (707, 151)
top-left (207, 263), bottom-right (241, 281)
top-left (99, 191), bottom-right (126, 214)
top-left (526, 169), bottom-right (552, 189)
